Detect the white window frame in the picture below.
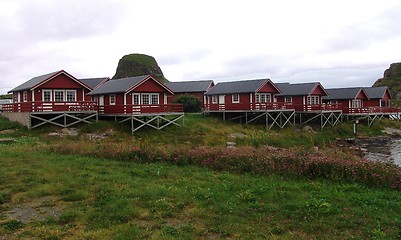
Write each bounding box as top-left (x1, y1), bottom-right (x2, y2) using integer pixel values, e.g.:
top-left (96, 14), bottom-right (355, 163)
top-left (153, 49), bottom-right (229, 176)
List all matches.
top-left (151, 93), bottom-right (159, 105)
top-left (23, 91), bottom-right (28, 102)
top-left (255, 93), bottom-right (271, 103)
top-left (132, 93), bottom-right (140, 105)
top-left (232, 94), bottom-right (240, 103)
top-left (43, 90), bottom-right (52, 102)
top-left (142, 94), bottom-right (150, 105)
top-left (284, 96), bottom-right (292, 103)
top-left (307, 95), bottom-right (320, 105)
top-left (54, 90), bottom-right (64, 102)
top-left (351, 99), bottom-right (361, 108)
top-left (212, 95), bottom-right (218, 104)
top-left (110, 94), bottom-right (116, 105)
top-left (66, 90), bottom-right (76, 102)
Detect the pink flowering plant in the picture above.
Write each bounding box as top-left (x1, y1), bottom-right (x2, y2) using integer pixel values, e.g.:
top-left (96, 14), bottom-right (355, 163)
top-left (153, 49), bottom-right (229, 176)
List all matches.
top-left (46, 141), bottom-right (401, 190)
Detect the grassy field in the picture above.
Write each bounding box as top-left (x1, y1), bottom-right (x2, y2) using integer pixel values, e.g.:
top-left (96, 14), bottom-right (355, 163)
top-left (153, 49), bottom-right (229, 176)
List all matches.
top-left (1, 115), bottom-right (401, 239)
top-left (0, 142), bottom-right (400, 239)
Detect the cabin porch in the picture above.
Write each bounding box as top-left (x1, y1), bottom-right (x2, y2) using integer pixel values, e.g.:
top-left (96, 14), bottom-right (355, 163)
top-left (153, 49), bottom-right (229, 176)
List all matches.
top-left (1, 101), bottom-right (98, 129)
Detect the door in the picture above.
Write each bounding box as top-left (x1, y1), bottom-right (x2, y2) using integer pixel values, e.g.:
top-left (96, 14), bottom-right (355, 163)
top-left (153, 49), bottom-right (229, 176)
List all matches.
top-left (98, 95), bottom-right (104, 114)
top-left (219, 95), bottom-right (225, 110)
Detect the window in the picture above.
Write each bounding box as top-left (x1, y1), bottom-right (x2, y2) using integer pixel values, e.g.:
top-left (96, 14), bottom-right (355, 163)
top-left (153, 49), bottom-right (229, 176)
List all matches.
top-left (151, 94), bottom-right (159, 105)
top-left (212, 95), bottom-right (218, 104)
top-left (110, 94), bottom-right (116, 105)
top-left (307, 96), bottom-right (319, 105)
top-left (133, 94), bottom-right (140, 105)
top-left (23, 91), bottom-right (28, 102)
top-left (351, 99), bottom-right (361, 108)
top-left (54, 90), bottom-right (64, 102)
top-left (330, 100), bottom-right (338, 105)
top-left (284, 97), bottom-right (292, 103)
top-left (43, 90), bottom-right (52, 102)
top-left (142, 94), bottom-right (150, 105)
top-left (261, 94), bottom-right (266, 103)
top-left (66, 90), bottom-right (76, 102)
top-left (232, 94), bottom-right (239, 103)
top-left (255, 93), bottom-right (271, 103)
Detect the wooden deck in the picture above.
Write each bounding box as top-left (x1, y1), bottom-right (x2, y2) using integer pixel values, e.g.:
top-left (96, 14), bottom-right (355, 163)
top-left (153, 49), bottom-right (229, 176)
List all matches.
top-left (1, 101), bottom-right (97, 113)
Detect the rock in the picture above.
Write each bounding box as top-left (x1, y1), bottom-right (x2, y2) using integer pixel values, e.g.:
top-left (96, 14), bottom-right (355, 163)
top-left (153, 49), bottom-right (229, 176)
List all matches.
top-left (373, 62), bottom-right (401, 101)
top-left (345, 138), bottom-right (356, 143)
top-left (0, 129), bottom-right (15, 134)
top-left (226, 142), bottom-right (236, 148)
top-left (48, 132), bottom-right (62, 137)
top-left (228, 132), bottom-right (246, 139)
top-left (383, 127), bottom-right (401, 136)
top-left (61, 128), bottom-right (78, 137)
top-left (303, 126), bottom-right (314, 132)
top-left (0, 138), bottom-right (15, 143)
top-left (112, 54), bottom-right (168, 83)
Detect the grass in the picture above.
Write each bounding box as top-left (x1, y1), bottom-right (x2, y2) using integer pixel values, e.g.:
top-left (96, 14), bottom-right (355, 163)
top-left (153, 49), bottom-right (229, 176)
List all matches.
top-left (1, 115), bottom-right (401, 238)
top-left (0, 142), bottom-right (401, 239)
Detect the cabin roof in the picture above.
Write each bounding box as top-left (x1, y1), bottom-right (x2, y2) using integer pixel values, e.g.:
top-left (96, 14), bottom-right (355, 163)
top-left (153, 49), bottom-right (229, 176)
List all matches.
top-left (364, 86), bottom-right (391, 99)
top-left (8, 70), bottom-right (92, 93)
top-left (205, 79), bottom-right (277, 95)
top-left (88, 75), bottom-right (173, 95)
top-left (88, 75), bottom-right (149, 95)
top-left (78, 77), bottom-right (109, 90)
top-left (276, 82), bottom-right (327, 96)
top-left (9, 71), bottom-right (61, 92)
top-left (165, 80), bottom-right (214, 93)
top-left (323, 87), bottom-right (368, 100)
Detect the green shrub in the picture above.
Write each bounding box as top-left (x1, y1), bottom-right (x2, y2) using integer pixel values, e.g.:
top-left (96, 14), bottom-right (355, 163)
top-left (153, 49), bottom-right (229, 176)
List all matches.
top-left (172, 94), bottom-right (202, 112)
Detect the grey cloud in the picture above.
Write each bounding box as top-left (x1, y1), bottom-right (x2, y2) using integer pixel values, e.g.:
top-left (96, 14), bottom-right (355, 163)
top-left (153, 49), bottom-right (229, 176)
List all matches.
top-left (323, 4), bottom-right (401, 53)
top-left (15, 0), bottom-right (127, 41)
top-left (276, 67), bottom-right (385, 88)
top-left (0, 0), bottom-right (127, 93)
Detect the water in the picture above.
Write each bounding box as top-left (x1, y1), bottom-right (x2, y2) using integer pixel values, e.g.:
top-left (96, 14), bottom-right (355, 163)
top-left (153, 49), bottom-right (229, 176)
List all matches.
top-left (362, 138), bottom-right (401, 167)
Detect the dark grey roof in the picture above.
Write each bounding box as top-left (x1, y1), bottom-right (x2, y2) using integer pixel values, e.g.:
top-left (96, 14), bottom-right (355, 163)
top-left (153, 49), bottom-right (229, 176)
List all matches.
top-left (78, 77), bottom-right (109, 90)
top-left (323, 87), bottom-right (365, 100)
top-left (165, 80), bottom-right (214, 93)
top-left (88, 75), bottom-right (150, 95)
top-left (276, 82), bottom-right (324, 96)
top-left (364, 86), bottom-right (390, 99)
top-left (9, 70), bottom-right (62, 92)
top-left (205, 79), bottom-right (273, 95)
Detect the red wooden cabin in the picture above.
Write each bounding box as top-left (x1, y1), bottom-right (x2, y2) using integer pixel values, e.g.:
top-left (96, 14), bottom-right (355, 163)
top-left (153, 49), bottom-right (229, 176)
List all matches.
top-left (364, 86), bottom-right (392, 108)
top-left (4, 70), bottom-right (96, 112)
top-left (204, 79), bottom-right (284, 111)
top-left (87, 75), bottom-right (183, 115)
top-left (275, 82), bottom-right (333, 111)
top-left (165, 80), bottom-right (214, 106)
top-left (322, 87), bottom-right (370, 114)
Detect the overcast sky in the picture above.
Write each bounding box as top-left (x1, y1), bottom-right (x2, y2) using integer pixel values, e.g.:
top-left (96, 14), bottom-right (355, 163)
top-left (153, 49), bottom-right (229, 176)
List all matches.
top-left (1, 0), bottom-right (401, 94)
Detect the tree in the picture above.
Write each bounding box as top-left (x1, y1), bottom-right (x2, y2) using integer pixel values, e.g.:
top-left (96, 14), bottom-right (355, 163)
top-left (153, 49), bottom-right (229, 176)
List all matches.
top-left (172, 94), bottom-right (202, 112)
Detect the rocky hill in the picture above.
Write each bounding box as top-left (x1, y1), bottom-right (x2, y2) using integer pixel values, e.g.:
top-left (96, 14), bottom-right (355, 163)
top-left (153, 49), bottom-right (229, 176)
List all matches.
top-left (112, 54), bottom-right (168, 82)
top-left (373, 62), bottom-right (401, 106)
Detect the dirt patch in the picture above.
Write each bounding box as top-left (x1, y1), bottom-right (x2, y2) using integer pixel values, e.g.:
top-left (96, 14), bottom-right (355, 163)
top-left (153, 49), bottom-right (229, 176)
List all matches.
top-left (4, 196), bottom-right (67, 223)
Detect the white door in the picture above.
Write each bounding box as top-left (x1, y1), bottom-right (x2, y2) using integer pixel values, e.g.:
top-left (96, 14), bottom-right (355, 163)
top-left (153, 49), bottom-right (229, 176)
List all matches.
top-left (219, 95), bottom-right (225, 110)
top-left (219, 95), bottom-right (225, 104)
top-left (99, 95), bottom-right (104, 106)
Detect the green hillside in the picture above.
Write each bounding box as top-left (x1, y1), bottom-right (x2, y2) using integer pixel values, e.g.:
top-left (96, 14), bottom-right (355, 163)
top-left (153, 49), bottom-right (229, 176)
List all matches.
top-left (112, 53), bottom-right (168, 83)
top-left (373, 62), bottom-right (401, 106)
